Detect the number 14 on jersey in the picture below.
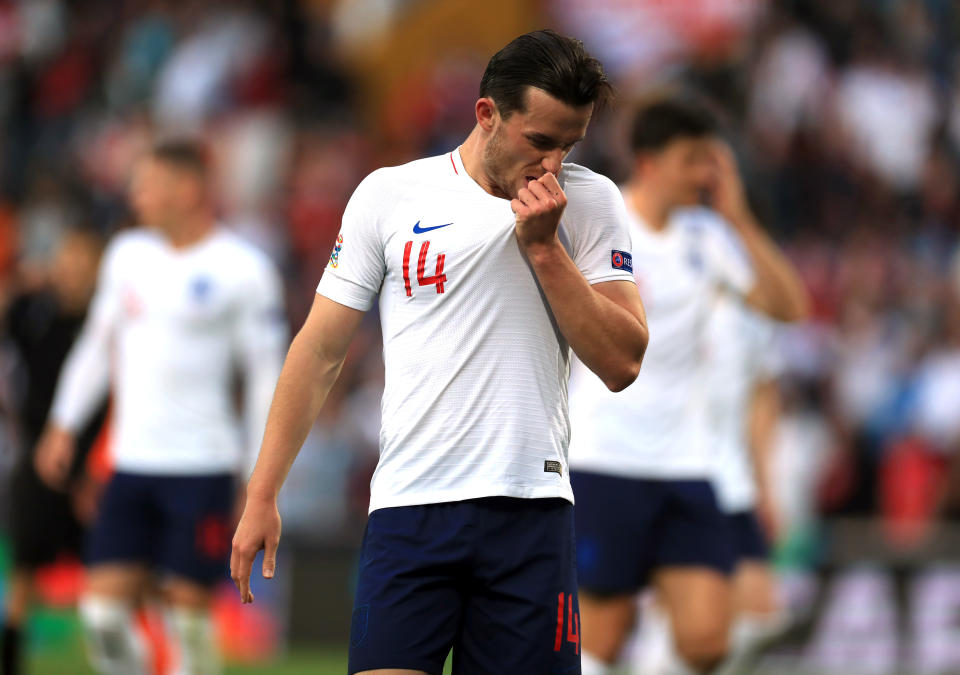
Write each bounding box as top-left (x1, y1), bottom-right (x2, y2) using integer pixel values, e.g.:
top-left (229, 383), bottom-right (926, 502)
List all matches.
top-left (402, 240), bottom-right (447, 296)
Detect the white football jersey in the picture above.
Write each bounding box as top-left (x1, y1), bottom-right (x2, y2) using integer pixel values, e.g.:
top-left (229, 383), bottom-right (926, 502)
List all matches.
top-left (705, 294), bottom-right (782, 513)
top-left (569, 205), bottom-right (754, 478)
top-left (316, 148), bottom-right (635, 513)
top-left (51, 227), bottom-right (287, 476)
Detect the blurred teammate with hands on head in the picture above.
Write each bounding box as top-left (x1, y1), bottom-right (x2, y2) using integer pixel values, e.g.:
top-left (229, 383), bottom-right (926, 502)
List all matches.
top-left (568, 95), bottom-right (808, 675)
top-left (231, 29), bottom-right (648, 675)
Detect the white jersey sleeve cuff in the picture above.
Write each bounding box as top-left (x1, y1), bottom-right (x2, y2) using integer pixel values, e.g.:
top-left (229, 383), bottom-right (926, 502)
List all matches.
top-left (316, 273), bottom-right (376, 312)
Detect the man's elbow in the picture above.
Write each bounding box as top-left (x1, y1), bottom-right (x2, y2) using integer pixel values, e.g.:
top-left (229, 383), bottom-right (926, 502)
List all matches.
top-left (602, 360), bottom-right (641, 392)
top-left (773, 291), bottom-right (811, 323)
top-left (602, 335), bottom-right (647, 392)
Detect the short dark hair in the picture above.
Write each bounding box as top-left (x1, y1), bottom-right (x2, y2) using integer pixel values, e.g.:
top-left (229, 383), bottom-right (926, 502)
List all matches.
top-left (630, 96), bottom-right (718, 153)
top-left (151, 139), bottom-right (210, 179)
top-left (479, 30), bottom-right (613, 118)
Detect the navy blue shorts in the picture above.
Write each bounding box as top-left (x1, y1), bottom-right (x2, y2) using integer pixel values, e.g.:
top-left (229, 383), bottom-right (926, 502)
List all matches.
top-left (571, 471), bottom-right (735, 595)
top-left (86, 472), bottom-right (235, 586)
top-left (726, 510), bottom-right (769, 562)
top-left (348, 497), bottom-right (581, 675)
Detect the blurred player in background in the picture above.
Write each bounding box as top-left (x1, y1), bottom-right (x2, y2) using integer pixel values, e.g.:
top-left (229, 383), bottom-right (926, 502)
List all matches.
top-left (631, 294), bottom-right (790, 675)
top-left (1, 229), bottom-right (106, 675)
top-left (568, 96), bottom-right (809, 675)
top-left (34, 140), bottom-right (287, 675)
top-left (231, 30), bottom-right (648, 675)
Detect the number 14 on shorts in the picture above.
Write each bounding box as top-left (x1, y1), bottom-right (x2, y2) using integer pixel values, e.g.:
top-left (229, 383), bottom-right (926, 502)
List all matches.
top-left (554, 591), bottom-right (580, 654)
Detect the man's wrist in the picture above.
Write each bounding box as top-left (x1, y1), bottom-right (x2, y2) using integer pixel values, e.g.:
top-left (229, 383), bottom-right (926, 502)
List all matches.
top-left (521, 237), bottom-right (565, 268)
top-left (245, 480), bottom-right (279, 503)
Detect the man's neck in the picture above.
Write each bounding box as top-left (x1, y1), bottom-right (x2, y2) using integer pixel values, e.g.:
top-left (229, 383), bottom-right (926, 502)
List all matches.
top-left (165, 213), bottom-right (215, 249)
top-left (459, 127), bottom-right (507, 199)
top-left (626, 181), bottom-right (671, 231)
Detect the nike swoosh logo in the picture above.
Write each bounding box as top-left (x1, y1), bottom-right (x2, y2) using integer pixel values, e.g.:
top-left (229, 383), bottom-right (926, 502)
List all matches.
top-left (413, 221), bottom-right (453, 234)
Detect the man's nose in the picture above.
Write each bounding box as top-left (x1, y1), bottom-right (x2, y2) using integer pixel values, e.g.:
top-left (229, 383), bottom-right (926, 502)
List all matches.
top-left (542, 150), bottom-right (563, 176)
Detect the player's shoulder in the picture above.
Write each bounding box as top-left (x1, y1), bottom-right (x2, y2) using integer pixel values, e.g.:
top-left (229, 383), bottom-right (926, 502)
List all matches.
top-left (107, 227), bottom-right (162, 251)
top-left (102, 228), bottom-right (163, 269)
top-left (559, 162), bottom-right (620, 200)
top-left (209, 229), bottom-right (279, 278)
top-left (354, 153), bottom-right (454, 194)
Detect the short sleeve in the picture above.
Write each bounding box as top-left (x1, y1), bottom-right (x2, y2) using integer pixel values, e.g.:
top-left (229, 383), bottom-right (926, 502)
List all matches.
top-left (316, 170), bottom-right (389, 311)
top-left (562, 170), bottom-right (636, 286)
top-left (701, 211), bottom-right (755, 297)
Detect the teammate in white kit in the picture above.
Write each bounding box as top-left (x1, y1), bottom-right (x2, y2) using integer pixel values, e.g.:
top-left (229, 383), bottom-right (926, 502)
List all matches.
top-left (35, 141), bottom-right (287, 675)
top-left (630, 295), bottom-right (789, 675)
top-left (568, 96), bottom-right (808, 675)
top-left (230, 30), bottom-right (649, 675)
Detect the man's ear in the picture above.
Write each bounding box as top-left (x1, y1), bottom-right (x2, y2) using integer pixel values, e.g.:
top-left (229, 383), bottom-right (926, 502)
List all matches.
top-left (476, 97), bottom-right (498, 132)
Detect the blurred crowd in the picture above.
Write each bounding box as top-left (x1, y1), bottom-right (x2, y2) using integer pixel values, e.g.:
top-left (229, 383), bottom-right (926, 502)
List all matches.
top-left (0, 0), bottom-right (959, 561)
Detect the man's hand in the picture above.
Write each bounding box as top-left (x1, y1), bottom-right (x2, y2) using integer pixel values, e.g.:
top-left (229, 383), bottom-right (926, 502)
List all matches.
top-left (34, 424), bottom-right (76, 490)
top-left (512, 173), bottom-right (567, 252)
top-left (708, 140), bottom-right (750, 224)
top-left (230, 493), bottom-right (281, 604)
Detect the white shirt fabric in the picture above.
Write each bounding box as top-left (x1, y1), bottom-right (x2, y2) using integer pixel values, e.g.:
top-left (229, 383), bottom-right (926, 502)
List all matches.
top-left (705, 294), bottom-right (782, 513)
top-left (569, 205), bottom-right (755, 479)
top-left (911, 349), bottom-right (960, 451)
top-left (51, 227), bottom-right (287, 476)
top-left (316, 148), bottom-right (635, 513)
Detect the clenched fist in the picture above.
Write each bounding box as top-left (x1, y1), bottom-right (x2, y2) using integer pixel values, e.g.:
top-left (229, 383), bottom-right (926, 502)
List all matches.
top-left (512, 173), bottom-right (567, 252)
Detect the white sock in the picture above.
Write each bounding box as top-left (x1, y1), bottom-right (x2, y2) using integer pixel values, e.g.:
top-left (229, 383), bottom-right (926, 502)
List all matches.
top-left (716, 610), bottom-right (791, 675)
top-left (629, 603), bottom-right (699, 675)
top-left (165, 607), bottom-right (221, 675)
top-left (78, 595), bottom-right (148, 675)
top-left (581, 649), bottom-right (615, 675)
top-left (629, 601), bottom-right (671, 674)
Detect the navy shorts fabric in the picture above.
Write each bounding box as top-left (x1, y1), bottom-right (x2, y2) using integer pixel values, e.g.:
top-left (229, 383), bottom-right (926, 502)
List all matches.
top-left (86, 472), bottom-right (235, 586)
top-left (726, 510), bottom-right (769, 562)
top-left (348, 497), bottom-right (581, 675)
top-left (571, 471), bottom-right (735, 595)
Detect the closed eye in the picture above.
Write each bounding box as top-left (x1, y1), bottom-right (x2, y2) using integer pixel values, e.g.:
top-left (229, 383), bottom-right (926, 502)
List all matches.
top-left (525, 133), bottom-right (585, 154)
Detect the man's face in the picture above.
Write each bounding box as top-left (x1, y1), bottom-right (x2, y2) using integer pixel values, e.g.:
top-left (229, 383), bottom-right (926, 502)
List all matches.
top-left (640, 136), bottom-right (716, 209)
top-left (483, 87), bottom-right (593, 199)
top-left (128, 158), bottom-right (201, 232)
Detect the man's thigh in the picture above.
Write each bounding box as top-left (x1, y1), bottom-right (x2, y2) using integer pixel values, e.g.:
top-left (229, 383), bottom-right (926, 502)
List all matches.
top-left (457, 497), bottom-right (580, 674)
top-left (348, 503), bottom-right (468, 675)
top-left (654, 566), bottom-right (732, 657)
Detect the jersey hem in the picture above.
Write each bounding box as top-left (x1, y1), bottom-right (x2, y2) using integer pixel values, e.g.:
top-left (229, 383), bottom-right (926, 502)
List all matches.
top-left (568, 460), bottom-right (712, 480)
top-left (112, 460), bottom-right (241, 477)
top-left (367, 484), bottom-right (575, 514)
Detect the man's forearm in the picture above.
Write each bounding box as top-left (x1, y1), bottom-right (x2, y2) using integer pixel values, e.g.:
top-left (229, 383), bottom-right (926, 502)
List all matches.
top-left (245, 334), bottom-right (346, 501)
top-left (729, 210), bottom-right (809, 322)
top-left (527, 241), bottom-right (647, 391)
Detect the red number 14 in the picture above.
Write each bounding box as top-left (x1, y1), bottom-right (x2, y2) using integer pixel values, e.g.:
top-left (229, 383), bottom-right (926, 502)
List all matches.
top-left (554, 592), bottom-right (580, 654)
top-left (402, 240), bottom-right (446, 297)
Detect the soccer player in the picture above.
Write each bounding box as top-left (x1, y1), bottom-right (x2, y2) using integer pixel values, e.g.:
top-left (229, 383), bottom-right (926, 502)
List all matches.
top-left (1, 229), bottom-right (106, 675)
top-left (630, 294), bottom-right (789, 675)
top-left (568, 96), bottom-right (809, 675)
top-left (34, 140), bottom-right (287, 675)
top-left (230, 30), bottom-right (649, 675)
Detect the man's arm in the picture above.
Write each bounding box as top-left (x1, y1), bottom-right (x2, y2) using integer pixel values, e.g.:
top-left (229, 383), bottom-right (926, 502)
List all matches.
top-left (514, 174), bottom-right (648, 392)
top-left (231, 294), bottom-right (365, 603)
top-left (748, 377), bottom-right (781, 541)
top-left (35, 247), bottom-right (118, 488)
top-left (711, 142), bottom-right (809, 323)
